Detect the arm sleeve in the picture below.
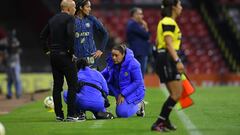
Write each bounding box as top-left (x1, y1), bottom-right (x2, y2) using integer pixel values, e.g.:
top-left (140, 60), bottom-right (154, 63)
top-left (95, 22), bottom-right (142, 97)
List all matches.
top-left (162, 24), bottom-right (175, 38)
top-left (121, 64), bottom-right (144, 97)
top-left (101, 67), bottom-right (118, 97)
top-left (128, 22), bottom-right (150, 40)
top-left (40, 23), bottom-right (50, 53)
top-left (66, 16), bottom-right (75, 55)
top-left (93, 17), bottom-right (109, 52)
top-left (99, 73), bottom-right (109, 95)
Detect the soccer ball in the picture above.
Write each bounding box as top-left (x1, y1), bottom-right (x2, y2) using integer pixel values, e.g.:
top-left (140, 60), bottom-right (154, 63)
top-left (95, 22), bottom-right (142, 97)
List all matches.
top-left (43, 96), bottom-right (54, 109)
top-left (0, 122), bottom-right (5, 135)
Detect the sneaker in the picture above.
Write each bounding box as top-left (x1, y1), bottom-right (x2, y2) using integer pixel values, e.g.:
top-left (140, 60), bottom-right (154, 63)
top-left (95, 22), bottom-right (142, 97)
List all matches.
top-left (65, 116), bottom-right (80, 122)
top-left (16, 94), bottom-right (21, 99)
top-left (95, 112), bottom-right (114, 119)
top-left (56, 116), bottom-right (64, 122)
top-left (136, 101), bottom-right (145, 117)
top-left (78, 112), bottom-right (86, 121)
top-left (6, 95), bottom-right (12, 100)
top-left (165, 119), bottom-right (177, 130)
top-left (151, 122), bottom-right (169, 132)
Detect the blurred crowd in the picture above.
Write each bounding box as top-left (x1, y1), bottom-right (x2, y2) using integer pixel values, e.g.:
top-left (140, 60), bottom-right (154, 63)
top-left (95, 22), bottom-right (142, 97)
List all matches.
top-left (0, 26), bottom-right (22, 99)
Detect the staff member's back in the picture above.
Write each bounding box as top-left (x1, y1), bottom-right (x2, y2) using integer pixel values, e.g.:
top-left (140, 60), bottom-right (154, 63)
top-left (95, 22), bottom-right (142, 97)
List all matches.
top-left (40, 0), bottom-right (79, 122)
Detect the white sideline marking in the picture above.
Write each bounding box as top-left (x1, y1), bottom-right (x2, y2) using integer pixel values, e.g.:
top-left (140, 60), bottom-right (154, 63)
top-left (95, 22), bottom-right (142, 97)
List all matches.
top-left (161, 85), bottom-right (202, 135)
top-left (90, 120), bottom-right (105, 129)
top-left (176, 110), bottom-right (202, 135)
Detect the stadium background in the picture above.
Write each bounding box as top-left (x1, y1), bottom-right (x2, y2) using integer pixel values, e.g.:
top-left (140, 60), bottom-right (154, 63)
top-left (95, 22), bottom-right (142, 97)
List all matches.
top-left (0, 0), bottom-right (240, 92)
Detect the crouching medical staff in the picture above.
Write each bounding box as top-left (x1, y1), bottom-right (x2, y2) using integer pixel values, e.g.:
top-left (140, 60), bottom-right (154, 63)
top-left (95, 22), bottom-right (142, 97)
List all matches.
top-left (101, 44), bottom-right (145, 118)
top-left (63, 59), bottom-right (113, 119)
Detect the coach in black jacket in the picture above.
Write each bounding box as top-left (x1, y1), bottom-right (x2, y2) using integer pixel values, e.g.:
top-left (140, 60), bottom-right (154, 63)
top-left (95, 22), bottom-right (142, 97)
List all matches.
top-left (40, 0), bottom-right (78, 122)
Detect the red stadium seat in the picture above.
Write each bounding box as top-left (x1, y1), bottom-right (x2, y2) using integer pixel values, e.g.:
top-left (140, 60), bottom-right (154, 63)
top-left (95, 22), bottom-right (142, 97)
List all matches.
top-left (92, 8), bottom-right (228, 74)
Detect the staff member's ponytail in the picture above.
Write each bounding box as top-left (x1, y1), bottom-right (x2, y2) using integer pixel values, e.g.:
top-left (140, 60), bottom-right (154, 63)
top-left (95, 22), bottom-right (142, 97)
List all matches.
top-left (161, 0), bottom-right (179, 17)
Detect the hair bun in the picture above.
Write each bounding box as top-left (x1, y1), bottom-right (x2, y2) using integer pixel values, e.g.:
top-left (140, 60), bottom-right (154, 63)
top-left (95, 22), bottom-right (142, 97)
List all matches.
top-left (76, 58), bottom-right (88, 70)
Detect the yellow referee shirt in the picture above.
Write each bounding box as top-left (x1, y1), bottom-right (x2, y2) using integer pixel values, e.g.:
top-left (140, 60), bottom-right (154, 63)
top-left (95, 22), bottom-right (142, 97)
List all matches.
top-left (156, 17), bottom-right (182, 50)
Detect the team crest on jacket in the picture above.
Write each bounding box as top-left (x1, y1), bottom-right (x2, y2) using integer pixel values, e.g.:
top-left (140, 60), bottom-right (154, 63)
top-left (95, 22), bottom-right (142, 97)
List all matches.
top-left (124, 72), bottom-right (128, 76)
top-left (86, 23), bottom-right (90, 28)
top-left (75, 32), bottom-right (80, 38)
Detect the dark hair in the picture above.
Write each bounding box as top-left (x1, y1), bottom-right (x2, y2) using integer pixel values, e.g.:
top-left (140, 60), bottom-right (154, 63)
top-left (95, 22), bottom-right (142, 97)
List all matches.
top-left (112, 43), bottom-right (127, 55)
top-left (76, 58), bottom-right (89, 70)
top-left (130, 7), bottom-right (141, 17)
top-left (161, 0), bottom-right (179, 17)
top-left (75, 0), bottom-right (90, 13)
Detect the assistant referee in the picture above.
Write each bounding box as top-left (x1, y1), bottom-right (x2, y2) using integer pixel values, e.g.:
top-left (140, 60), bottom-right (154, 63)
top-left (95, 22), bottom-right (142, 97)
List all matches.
top-left (151, 0), bottom-right (184, 132)
top-left (40, 0), bottom-right (78, 122)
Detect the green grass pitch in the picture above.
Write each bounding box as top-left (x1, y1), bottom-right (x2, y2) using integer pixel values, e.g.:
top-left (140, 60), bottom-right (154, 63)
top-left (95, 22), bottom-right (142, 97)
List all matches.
top-left (0, 86), bottom-right (240, 135)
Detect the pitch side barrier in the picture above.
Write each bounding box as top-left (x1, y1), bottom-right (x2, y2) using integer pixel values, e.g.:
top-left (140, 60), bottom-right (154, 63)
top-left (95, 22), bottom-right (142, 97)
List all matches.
top-left (144, 73), bottom-right (240, 87)
top-left (1, 73), bottom-right (240, 94)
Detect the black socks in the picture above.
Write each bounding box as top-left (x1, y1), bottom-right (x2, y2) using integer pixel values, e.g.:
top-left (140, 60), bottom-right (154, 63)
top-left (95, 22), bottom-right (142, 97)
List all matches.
top-left (157, 96), bottom-right (177, 123)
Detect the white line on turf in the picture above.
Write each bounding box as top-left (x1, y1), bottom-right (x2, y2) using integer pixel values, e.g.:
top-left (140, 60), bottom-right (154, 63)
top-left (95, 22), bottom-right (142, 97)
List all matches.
top-left (161, 85), bottom-right (202, 135)
top-left (90, 120), bottom-right (105, 129)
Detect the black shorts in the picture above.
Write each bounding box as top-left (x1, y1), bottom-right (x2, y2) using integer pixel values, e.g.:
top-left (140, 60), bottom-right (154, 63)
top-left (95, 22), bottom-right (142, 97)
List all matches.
top-left (155, 50), bottom-right (181, 83)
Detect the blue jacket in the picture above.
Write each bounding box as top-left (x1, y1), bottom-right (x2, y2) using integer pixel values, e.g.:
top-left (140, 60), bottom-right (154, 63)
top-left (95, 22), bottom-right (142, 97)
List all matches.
top-left (77, 67), bottom-right (109, 102)
top-left (126, 19), bottom-right (151, 56)
top-left (74, 15), bottom-right (109, 58)
top-left (101, 48), bottom-right (145, 104)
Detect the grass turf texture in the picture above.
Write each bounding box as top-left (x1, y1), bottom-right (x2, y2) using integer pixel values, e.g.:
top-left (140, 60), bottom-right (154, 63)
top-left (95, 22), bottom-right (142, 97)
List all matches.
top-left (0, 86), bottom-right (240, 135)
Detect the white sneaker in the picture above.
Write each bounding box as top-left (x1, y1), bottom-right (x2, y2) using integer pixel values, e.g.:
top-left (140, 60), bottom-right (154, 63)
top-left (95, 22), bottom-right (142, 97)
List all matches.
top-left (136, 101), bottom-right (145, 117)
top-left (65, 116), bottom-right (85, 122)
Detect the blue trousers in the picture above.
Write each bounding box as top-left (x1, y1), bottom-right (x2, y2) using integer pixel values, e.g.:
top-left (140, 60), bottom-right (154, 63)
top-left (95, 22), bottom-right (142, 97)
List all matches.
top-left (135, 55), bottom-right (148, 78)
top-left (63, 91), bottom-right (106, 113)
top-left (116, 100), bottom-right (138, 118)
top-left (7, 63), bottom-right (22, 98)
